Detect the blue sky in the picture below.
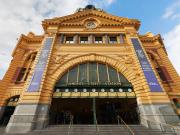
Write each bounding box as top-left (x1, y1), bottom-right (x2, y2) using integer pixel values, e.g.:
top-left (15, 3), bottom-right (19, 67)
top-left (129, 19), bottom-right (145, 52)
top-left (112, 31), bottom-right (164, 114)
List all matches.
top-left (0, 0), bottom-right (180, 79)
top-left (103, 0), bottom-right (179, 34)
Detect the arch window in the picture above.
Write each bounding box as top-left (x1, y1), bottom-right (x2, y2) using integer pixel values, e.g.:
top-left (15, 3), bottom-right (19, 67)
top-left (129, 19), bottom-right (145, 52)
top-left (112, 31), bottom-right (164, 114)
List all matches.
top-left (12, 52), bottom-right (37, 83)
top-left (148, 53), bottom-right (172, 82)
top-left (55, 62), bottom-right (132, 92)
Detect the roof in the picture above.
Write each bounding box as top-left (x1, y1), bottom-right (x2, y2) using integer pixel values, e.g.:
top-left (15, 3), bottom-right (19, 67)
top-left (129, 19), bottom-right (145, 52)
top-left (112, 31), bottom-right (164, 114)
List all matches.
top-left (42, 5), bottom-right (141, 31)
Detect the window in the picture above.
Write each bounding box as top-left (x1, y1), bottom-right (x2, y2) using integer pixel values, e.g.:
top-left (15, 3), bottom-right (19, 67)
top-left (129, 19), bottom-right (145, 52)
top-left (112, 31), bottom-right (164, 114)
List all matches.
top-left (65, 37), bottom-right (74, 44)
top-left (109, 36), bottom-right (117, 44)
top-left (156, 67), bottom-right (167, 82)
top-left (12, 52), bottom-right (37, 83)
top-left (95, 37), bottom-right (103, 43)
top-left (16, 68), bottom-right (26, 82)
top-left (80, 37), bottom-right (88, 43)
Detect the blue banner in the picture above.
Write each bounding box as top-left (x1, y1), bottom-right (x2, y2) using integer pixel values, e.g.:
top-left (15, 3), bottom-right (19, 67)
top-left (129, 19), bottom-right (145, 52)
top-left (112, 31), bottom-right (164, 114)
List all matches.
top-left (131, 38), bottom-right (163, 92)
top-left (28, 37), bottom-right (53, 92)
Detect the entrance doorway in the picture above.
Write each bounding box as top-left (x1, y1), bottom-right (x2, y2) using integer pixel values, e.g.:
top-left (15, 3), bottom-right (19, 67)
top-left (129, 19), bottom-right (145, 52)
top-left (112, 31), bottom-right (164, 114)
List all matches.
top-left (49, 98), bottom-right (139, 125)
top-left (0, 95), bottom-right (19, 126)
top-left (96, 98), bottom-right (139, 124)
top-left (50, 98), bottom-right (93, 124)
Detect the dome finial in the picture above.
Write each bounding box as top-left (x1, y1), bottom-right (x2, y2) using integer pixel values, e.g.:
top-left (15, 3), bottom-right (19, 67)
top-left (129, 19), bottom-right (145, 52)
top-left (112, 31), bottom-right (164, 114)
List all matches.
top-left (76, 4), bottom-right (104, 13)
top-left (85, 5), bottom-right (96, 10)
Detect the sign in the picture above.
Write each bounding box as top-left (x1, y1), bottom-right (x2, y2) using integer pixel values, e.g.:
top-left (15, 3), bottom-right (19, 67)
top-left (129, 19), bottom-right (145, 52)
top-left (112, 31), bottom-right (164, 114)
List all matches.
top-left (28, 37), bottom-right (54, 92)
top-left (131, 38), bottom-right (163, 92)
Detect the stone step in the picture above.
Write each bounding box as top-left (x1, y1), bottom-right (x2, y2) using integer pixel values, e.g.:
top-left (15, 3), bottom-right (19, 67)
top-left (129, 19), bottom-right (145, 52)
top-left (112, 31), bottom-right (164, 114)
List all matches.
top-left (2, 125), bottom-right (177, 135)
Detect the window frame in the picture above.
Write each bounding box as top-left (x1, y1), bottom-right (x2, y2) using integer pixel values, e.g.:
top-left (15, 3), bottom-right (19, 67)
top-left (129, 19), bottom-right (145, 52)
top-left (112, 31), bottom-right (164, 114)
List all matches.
top-left (109, 36), bottom-right (118, 44)
top-left (95, 36), bottom-right (103, 44)
top-left (80, 36), bottom-right (89, 44)
top-left (65, 36), bottom-right (74, 44)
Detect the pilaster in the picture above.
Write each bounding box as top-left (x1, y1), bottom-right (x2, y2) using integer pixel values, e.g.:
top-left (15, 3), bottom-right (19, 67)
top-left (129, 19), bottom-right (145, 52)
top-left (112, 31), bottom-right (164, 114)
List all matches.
top-left (5, 32), bottom-right (57, 133)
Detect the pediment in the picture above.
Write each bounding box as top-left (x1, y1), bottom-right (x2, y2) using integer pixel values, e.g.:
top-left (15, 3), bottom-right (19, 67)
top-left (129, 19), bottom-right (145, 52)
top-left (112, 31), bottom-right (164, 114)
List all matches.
top-left (60, 15), bottom-right (121, 26)
top-left (42, 10), bottom-right (140, 30)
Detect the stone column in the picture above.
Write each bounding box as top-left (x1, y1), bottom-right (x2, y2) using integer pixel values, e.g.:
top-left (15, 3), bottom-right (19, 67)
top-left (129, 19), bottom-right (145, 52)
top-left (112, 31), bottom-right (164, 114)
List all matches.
top-left (88, 34), bottom-right (93, 44)
top-left (74, 34), bottom-right (79, 44)
top-left (104, 34), bottom-right (109, 44)
top-left (138, 103), bottom-right (179, 131)
top-left (6, 104), bottom-right (50, 133)
top-left (119, 34), bottom-right (125, 44)
top-left (125, 29), bottom-right (180, 131)
top-left (6, 34), bottom-right (56, 133)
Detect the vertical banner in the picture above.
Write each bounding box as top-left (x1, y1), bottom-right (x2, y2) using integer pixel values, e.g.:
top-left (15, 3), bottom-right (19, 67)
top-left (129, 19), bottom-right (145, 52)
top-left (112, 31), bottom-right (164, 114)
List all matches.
top-left (28, 37), bottom-right (54, 92)
top-left (131, 38), bottom-right (163, 92)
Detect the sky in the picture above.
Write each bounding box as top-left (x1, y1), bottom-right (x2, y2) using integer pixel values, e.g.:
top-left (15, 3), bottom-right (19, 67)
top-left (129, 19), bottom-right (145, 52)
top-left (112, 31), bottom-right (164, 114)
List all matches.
top-left (0, 0), bottom-right (180, 79)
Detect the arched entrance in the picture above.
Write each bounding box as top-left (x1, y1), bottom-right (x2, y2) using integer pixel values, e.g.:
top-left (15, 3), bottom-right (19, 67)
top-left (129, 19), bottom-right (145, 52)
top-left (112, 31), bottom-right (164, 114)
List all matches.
top-left (50, 62), bottom-right (139, 125)
top-left (0, 95), bottom-right (19, 126)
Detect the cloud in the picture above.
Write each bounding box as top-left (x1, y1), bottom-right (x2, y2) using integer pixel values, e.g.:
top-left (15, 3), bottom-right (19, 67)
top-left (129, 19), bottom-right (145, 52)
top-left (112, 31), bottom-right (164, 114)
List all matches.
top-left (0, 0), bottom-right (115, 79)
top-left (162, 0), bottom-right (180, 20)
top-left (164, 24), bottom-right (180, 75)
top-left (162, 0), bottom-right (180, 75)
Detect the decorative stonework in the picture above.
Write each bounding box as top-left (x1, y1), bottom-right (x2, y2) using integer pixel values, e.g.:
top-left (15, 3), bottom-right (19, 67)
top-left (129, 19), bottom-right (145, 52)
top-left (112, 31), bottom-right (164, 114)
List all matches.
top-left (85, 21), bottom-right (97, 29)
top-left (116, 55), bottom-right (134, 64)
top-left (51, 54), bottom-right (69, 64)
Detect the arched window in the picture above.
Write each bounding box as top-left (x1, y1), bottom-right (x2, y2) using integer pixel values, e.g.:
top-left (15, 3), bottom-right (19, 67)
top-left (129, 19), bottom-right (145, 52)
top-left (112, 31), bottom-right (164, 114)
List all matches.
top-left (12, 52), bottom-right (37, 83)
top-left (55, 62), bottom-right (132, 92)
top-left (148, 53), bottom-right (172, 82)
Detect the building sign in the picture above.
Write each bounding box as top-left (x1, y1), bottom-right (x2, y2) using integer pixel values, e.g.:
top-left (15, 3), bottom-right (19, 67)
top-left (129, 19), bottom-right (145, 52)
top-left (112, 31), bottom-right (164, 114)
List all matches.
top-left (28, 37), bottom-right (54, 92)
top-left (131, 38), bottom-right (163, 92)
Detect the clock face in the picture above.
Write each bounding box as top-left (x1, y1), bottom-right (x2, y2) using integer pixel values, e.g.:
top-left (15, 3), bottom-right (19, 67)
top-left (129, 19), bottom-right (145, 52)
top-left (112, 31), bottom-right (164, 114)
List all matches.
top-left (86, 21), bottom-right (97, 29)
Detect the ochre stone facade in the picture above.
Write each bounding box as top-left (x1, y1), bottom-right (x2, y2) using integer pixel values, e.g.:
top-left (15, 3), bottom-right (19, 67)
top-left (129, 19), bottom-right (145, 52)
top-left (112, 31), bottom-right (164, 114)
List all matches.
top-left (0, 5), bottom-right (179, 133)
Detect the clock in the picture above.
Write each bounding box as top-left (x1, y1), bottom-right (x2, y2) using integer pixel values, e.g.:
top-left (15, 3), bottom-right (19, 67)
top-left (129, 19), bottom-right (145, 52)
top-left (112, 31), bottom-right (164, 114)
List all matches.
top-left (86, 21), bottom-right (97, 29)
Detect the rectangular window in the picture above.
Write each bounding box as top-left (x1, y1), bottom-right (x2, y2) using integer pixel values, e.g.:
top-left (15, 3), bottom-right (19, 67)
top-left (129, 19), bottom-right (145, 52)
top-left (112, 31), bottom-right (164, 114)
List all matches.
top-left (95, 37), bottom-right (103, 43)
top-left (65, 37), bottom-right (74, 44)
top-left (156, 67), bottom-right (167, 82)
top-left (16, 68), bottom-right (26, 82)
top-left (89, 63), bottom-right (98, 82)
top-left (98, 64), bottom-right (108, 83)
top-left (109, 36), bottom-right (117, 44)
top-left (68, 66), bottom-right (78, 83)
top-left (78, 64), bottom-right (88, 83)
top-left (80, 37), bottom-right (88, 44)
top-left (108, 66), bottom-right (119, 82)
top-left (24, 68), bottom-right (31, 81)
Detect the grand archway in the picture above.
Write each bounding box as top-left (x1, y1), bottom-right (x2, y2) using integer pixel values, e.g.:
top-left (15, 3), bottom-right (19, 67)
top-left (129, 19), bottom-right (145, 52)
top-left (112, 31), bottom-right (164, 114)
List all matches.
top-left (49, 62), bottom-right (139, 125)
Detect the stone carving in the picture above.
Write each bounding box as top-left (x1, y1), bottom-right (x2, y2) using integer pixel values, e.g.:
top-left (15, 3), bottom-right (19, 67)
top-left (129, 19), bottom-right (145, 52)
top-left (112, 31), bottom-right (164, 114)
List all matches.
top-left (51, 54), bottom-right (69, 64)
top-left (85, 21), bottom-right (97, 29)
top-left (116, 55), bottom-right (134, 64)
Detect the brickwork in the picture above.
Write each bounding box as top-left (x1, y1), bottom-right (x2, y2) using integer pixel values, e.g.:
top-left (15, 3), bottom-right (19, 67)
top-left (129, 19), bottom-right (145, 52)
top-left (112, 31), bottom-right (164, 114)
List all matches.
top-left (0, 6), bottom-right (179, 133)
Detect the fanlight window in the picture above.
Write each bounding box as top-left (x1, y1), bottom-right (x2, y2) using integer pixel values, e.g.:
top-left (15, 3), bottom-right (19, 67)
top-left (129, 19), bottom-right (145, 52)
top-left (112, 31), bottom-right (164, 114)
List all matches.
top-left (55, 62), bottom-right (133, 92)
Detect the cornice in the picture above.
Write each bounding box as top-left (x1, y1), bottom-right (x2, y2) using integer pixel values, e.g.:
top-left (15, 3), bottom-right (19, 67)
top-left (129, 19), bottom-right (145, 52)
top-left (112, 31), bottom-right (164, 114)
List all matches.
top-left (20, 34), bottom-right (44, 43)
top-left (42, 10), bottom-right (140, 31)
top-left (139, 34), bottom-right (167, 54)
top-left (12, 34), bottom-right (44, 57)
top-left (139, 34), bottom-right (161, 42)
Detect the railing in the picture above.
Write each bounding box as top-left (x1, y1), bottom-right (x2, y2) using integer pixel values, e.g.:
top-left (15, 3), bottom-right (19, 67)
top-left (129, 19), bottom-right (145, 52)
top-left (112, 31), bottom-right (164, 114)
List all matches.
top-left (95, 119), bottom-right (100, 135)
top-left (67, 115), bottom-right (73, 135)
top-left (140, 117), bottom-right (180, 134)
top-left (117, 115), bottom-right (135, 135)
